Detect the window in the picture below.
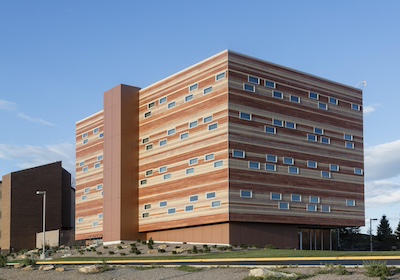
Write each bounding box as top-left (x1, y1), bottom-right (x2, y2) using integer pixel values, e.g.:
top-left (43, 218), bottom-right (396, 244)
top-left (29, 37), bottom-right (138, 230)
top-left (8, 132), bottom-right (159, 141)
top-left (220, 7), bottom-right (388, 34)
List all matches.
top-left (289, 95), bottom-right (300, 103)
top-left (321, 171), bottom-right (331, 178)
top-left (140, 179), bottom-right (147, 185)
top-left (214, 160), bottom-right (223, 168)
top-left (93, 128), bottom-right (99, 134)
top-left (344, 134), bottom-right (353, 141)
top-left (354, 168), bottom-right (363, 175)
top-left (93, 221), bottom-right (99, 227)
top-left (144, 204), bottom-right (151, 210)
top-left (318, 102), bottom-right (328, 110)
top-left (159, 139), bottom-right (167, 147)
top-left (239, 112), bottom-right (252, 121)
top-left (216, 72), bottom-right (226, 81)
top-left (189, 83), bottom-right (198, 92)
top-left (159, 166), bottom-right (167, 173)
top-left (159, 96), bottom-right (167, 104)
top-left (283, 157), bottom-right (294, 165)
top-left (167, 128), bottom-right (176, 136)
top-left (148, 101), bottom-right (156, 109)
top-left (82, 195), bottom-right (87, 201)
top-left (248, 161), bottom-right (260, 169)
top-left (345, 141), bottom-right (355, 149)
top-left (99, 133), bottom-right (104, 139)
top-left (144, 111), bottom-right (152, 118)
top-left (97, 155), bottom-right (103, 161)
top-left (273, 119), bottom-right (283, 127)
top-left (189, 120), bottom-right (198, 128)
top-left (145, 144), bottom-right (153, 150)
top-left (204, 115), bottom-right (213, 123)
top-left (96, 184), bottom-right (103, 190)
top-left (329, 97), bottom-right (338, 105)
top-left (94, 162), bottom-right (100, 169)
top-left (265, 126), bottom-right (276, 134)
top-left (265, 80), bottom-right (275, 88)
top-left (206, 192), bottom-right (216, 199)
top-left (240, 190), bottom-right (252, 198)
top-left (243, 83), bottom-right (255, 92)
top-left (308, 134), bottom-right (317, 142)
top-left (189, 158), bottom-right (198, 165)
top-left (248, 76), bottom-right (259, 84)
top-left (307, 161), bottom-right (317, 168)
top-left (266, 154), bottom-right (277, 163)
top-left (142, 137), bottom-right (149, 144)
top-left (190, 195), bottom-right (198, 202)
top-left (314, 127), bottom-right (324, 135)
top-left (285, 121), bottom-right (296, 129)
top-left (82, 166), bottom-right (88, 172)
top-left (163, 173), bottom-right (171, 180)
top-left (330, 164), bottom-right (339, 172)
top-left (185, 205), bottom-right (194, 212)
top-left (78, 218), bottom-right (83, 223)
top-left (203, 87), bottom-right (213, 95)
top-left (79, 161), bottom-right (85, 167)
top-left (352, 103), bottom-right (360, 111)
top-left (185, 94), bottom-right (193, 102)
top-left (168, 101), bottom-right (176, 109)
top-left (273, 90), bottom-right (283, 99)
top-left (288, 166), bottom-right (299, 174)
top-left (186, 168), bottom-right (195, 175)
top-left (321, 137), bottom-right (330, 144)
top-left (321, 205), bottom-right (331, 213)
top-left (180, 132), bottom-right (189, 140)
top-left (142, 213), bottom-right (149, 218)
top-left (160, 201), bottom-right (167, 207)
top-left (168, 208), bottom-right (176, 214)
top-left (291, 194), bottom-right (301, 202)
top-left (271, 193), bottom-right (282, 200)
top-left (307, 204), bottom-right (317, 212)
top-left (211, 201), bottom-right (221, 208)
top-left (279, 202), bottom-right (289, 210)
top-left (84, 188), bottom-right (90, 194)
top-left (309, 196), bottom-right (320, 203)
top-left (309, 92), bottom-right (319, 100)
top-left (208, 123), bottom-right (218, 131)
top-left (232, 150), bottom-right (245, 158)
top-left (83, 139), bottom-right (88, 145)
top-left (82, 132), bottom-right (88, 139)
top-left (145, 170), bottom-right (153, 177)
top-left (205, 153), bottom-right (214, 161)
top-left (265, 163), bottom-right (276, 171)
top-left (346, 199), bottom-right (356, 207)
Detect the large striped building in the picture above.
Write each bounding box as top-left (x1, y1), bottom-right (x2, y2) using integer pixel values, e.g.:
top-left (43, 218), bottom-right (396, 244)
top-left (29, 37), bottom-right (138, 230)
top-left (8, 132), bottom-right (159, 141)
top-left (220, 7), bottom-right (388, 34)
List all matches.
top-left (76, 50), bottom-right (364, 249)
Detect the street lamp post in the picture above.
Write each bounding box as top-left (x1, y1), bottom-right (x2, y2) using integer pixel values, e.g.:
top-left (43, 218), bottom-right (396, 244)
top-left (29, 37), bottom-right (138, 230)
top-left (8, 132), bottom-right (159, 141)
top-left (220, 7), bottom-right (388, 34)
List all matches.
top-left (36, 191), bottom-right (46, 260)
top-left (370, 218), bottom-right (378, 252)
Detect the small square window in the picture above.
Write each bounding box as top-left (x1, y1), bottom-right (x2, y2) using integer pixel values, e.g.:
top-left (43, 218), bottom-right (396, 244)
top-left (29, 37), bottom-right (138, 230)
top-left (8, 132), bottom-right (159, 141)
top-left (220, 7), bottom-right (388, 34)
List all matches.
top-left (148, 101), bottom-right (156, 109)
top-left (308, 134), bottom-right (317, 142)
top-left (159, 139), bottom-right (167, 147)
top-left (265, 126), bottom-right (276, 134)
top-left (97, 155), bottom-right (103, 161)
top-left (354, 168), bottom-right (363, 175)
top-left (307, 161), bottom-right (317, 168)
top-left (93, 221), bottom-right (99, 227)
top-left (185, 94), bottom-right (194, 102)
top-left (309, 196), bottom-right (320, 203)
top-left (185, 205), bottom-right (194, 212)
top-left (144, 111), bottom-right (152, 118)
top-left (145, 144), bottom-right (153, 150)
top-left (189, 120), bottom-right (198, 129)
top-left (145, 170), bottom-right (153, 177)
top-left (99, 133), bottom-right (104, 139)
top-left (288, 166), bottom-right (299, 174)
top-left (291, 194), bottom-right (301, 202)
top-left (189, 83), bottom-right (198, 92)
top-left (204, 87), bottom-right (213, 95)
top-left (142, 137), bottom-right (150, 144)
top-left (239, 112), bottom-right (252, 121)
top-left (248, 76), bottom-right (259, 84)
top-left (168, 208), bottom-right (176, 214)
top-left (82, 132), bottom-right (88, 139)
top-left (140, 179), bottom-right (147, 185)
top-left (186, 168), bottom-right (194, 175)
top-left (84, 188), bottom-right (90, 194)
top-left (79, 161), bottom-right (85, 167)
top-left (78, 218), bottom-right (83, 223)
top-left (94, 162), bottom-right (101, 169)
top-left (163, 173), bottom-right (171, 180)
top-left (82, 166), bottom-right (89, 172)
top-left (190, 195), bottom-right (198, 202)
top-left (321, 205), bottom-right (331, 213)
top-left (273, 90), bottom-right (283, 99)
top-left (321, 136), bottom-right (330, 144)
top-left (283, 157), bottom-right (294, 165)
top-left (314, 127), bottom-right (324, 135)
top-left (318, 102), bottom-right (328, 110)
top-left (279, 202), bottom-right (289, 210)
top-left (321, 171), bottom-right (331, 178)
top-left (216, 72), bottom-right (226, 81)
top-left (83, 139), bottom-right (88, 145)
top-left (96, 184), bottom-right (103, 190)
top-left (309, 92), bottom-right (319, 100)
top-left (142, 213), bottom-right (149, 218)
top-left (144, 204), bottom-right (151, 210)
top-left (189, 158), bottom-right (198, 165)
top-left (93, 128), bottom-right (99, 134)
top-left (205, 153), bottom-right (214, 161)
top-left (82, 195), bottom-right (87, 201)
top-left (232, 150), bottom-right (245, 158)
top-left (266, 154), bottom-right (277, 163)
top-left (330, 164), bottom-right (339, 172)
top-left (168, 102), bottom-right (176, 109)
top-left (160, 201), bottom-right (167, 207)
top-left (265, 80), bottom-right (275, 88)
top-left (159, 97), bottom-right (167, 104)
top-left (273, 119), bottom-right (283, 127)
top-left (271, 193), bottom-right (282, 200)
top-left (290, 95), bottom-right (300, 103)
top-left (243, 83), bottom-right (255, 92)
top-left (211, 201), bottom-right (221, 208)
top-left (329, 97), bottom-right (338, 105)
top-left (204, 115), bottom-right (213, 123)
top-left (285, 121), bottom-right (296, 129)
top-left (265, 163), bottom-right (276, 171)
top-left (206, 192), bottom-right (216, 199)
top-left (240, 190), bottom-right (252, 198)
top-left (214, 160), bottom-right (223, 168)
top-left (307, 204), bottom-right (317, 212)
top-left (345, 142), bottom-right (355, 149)
top-left (346, 199), bottom-right (356, 207)
top-left (248, 161), bottom-right (260, 169)
top-left (352, 103), bottom-right (360, 111)
top-left (167, 128), bottom-right (176, 136)
top-left (344, 134), bottom-right (353, 141)
top-left (208, 123), bottom-right (218, 131)
top-left (180, 132), bottom-right (189, 140)
top-left (159, 166), bottom-right (167, 173)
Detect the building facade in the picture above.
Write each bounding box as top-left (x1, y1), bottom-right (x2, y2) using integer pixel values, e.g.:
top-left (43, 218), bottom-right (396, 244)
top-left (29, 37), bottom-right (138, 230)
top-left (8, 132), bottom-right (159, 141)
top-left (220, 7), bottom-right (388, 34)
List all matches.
top-left (75, 50), bottom-right (364, 249)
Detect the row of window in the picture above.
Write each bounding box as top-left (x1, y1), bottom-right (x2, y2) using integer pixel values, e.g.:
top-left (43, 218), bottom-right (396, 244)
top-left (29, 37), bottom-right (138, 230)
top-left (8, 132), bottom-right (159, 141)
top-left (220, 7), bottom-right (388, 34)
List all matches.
top-left (81, 190), bottom-right (103, 201)
top-left (244, 75), bottom-right (362, 111)
top-left (81, 127), bottom-right (101, 139)
top-left (143, 200), bottom-right (221, 218)
top-left (82, 162), bottom-right (102, 173)
top-left (79, 155), bottom-right (103, 168)
top-left (143, 192), bottom-right (217, 211)
top-left (82, 132), bottom-right (104, 145)
top-left (77, 213), bottom-right (103, 227)
top-left (84, 184), bottom-right (103, 194)
top-left (144, 72), bottom-right (226, 118)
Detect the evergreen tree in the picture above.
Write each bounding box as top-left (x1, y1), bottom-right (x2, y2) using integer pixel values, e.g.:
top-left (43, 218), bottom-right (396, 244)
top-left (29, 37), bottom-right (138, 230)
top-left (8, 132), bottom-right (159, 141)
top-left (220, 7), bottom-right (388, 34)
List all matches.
top-left (376, 215), bottom-right (395, 250)
top-left (395, 220), bottom-right (400, 238)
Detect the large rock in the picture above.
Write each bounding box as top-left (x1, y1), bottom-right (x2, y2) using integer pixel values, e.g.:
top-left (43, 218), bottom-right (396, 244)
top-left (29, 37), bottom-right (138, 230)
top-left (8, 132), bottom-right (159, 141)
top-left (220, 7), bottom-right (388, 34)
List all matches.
top-left (39, 265), bottom-right (55, 271)
top-left (14, 263), bottom-right (24, 269)
top-left (55, 267), bottom-right (65, 272)
top-left (147, 249), bottom-right (158, 254)
top-left (249, 268), bottom-right (297, 278)
top-left (79, 265), bottom-right (102, 274)
top-left (175, 247), bottom-right (189, 253)
top-left (158, 244), bottom-right (167, 250)
top-left (22, 265), bottom-right (35, 271)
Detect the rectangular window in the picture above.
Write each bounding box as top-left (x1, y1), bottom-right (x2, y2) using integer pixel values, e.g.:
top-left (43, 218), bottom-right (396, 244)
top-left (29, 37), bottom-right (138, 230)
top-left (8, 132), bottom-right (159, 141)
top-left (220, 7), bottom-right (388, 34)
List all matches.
top-left (189, 158), bottom-right (198, 165)
top-left (159, 139), bottom-right (167, 146)
top-left (273, 90), bottom-right (283, 99)
top-left (84, 188), bottom-right (90, 194)
top-left (205, 153), bottom-right (214, 161)
top-left (309, 92), bottom-right (319, 100)
top-left (93, 221), bottom-right (99, 227)
top-left (216, 72), bottom-right (226, 81)
top-left (307, 160), bottom-right (317, 168)
top-left (288, 166), bottom-right (299, 174)
top-left (354, 168), bottom-right (363, 175)
top-left (266, 154), bottom-right (277, 163)
top-left (307, 204), bottom-right (317, 212)
top-left (279, 202), bottom-right (289, 210)
top-left (248, 161), bottom-right (260, 169)
top-left (291, 194), bottom-right (301, 202)
top-left (344, 134), bottom-right (353, 141)
top-left (321, 171), bottom-right (331, 178)
top-left (248, 76), bottom-right (259, 84)
top-left (321, 136), bottom-right (330, 144)
top-left (144, 111), bottom-right (152, 118)
top-left (82, 166), bottom-right (88, 172)
top-left (148, 101), bottom-right (156, 109)
top-left (330, 164), bottom-right (339, 172)
top-left (79, 161), bottom-right (85, 167)
top-left (78, 218), bottom-right (83, 223)
top-left (204, 115), bottom-right (213, 123)
top-left (265, 80), bottom-right (275, 88)
top-left (159, 96), bottom-right (167, 104)
top-left (352, 103), bottom-right (360, 111)
top-left (189, 120), bottom-right (198, 128)
top-left (232, 150), bottom-right (245, 158)
top-left (83, 139), bottom-right (88, 145)
top-left (240, 190), bottom-right (252, 198)
top-left (159, 166), bottom-right (167, 173)
top-left (321, 205), bottom-right (331, 213)
top-left (243, 83), bottom-right (255, 92)
top-left (346, 199), bottom-right (356, 207)
top-left (190, 195), bottom-right (198, 202)
top-left (283, 157), bottom-right (294, 165)
top-left (309, 196), bottom-right (320, 203)
top-left (271, 193), bottom-right (282, 200)
top-left (142, 213), bottom-right (149, 218)
top-left (314, 127), bottom-right (324, 135)
top-left (318, 102), bottom-right (328, 110)
top-left (186, 168), bottom-right (194, 175)
top-left (163, 173), bottom-right (171, 180)
top-left (265, 163), bottom-right (276, 171)
top-left (93, 128), bottom-right (99, 134)
top-left (140, 179), bottom-right (147, 185)
top-left (145, 170), bottom-right (153, 177)
top-left (160, 201), bottom-right (167, 207)
top-left (82, 195), bottom-right (87, 201)
top-left (214, 160), bottom-right (223, 168)
top-left (189, 83), bottom-right (198, 92)
top-left (290, 95), bottom-right (300, 103)
top-left (185, 205), bottom-right (194, 212)
top-left (285, 121), bottom-right (296, 129)
top-left (308, 134), bottom-right (317, 142)
top-left (203, 86), bottom-right (213, 95)
top-left (185, 94), bottom-right (193, 102)
top-left (167, 128), bottom-right (176, 136)
top-left (168, 208), bottom-right (176, 214)
top-left (97, 155), bottom-right (103, 161)
top-left (96, 184), bottom-right (103, 190)
top-left (180, 132), bottom-right (189, 140)
top-left (144, 204), bottom-right (151, 210)
top-left (273, 119), bottom-right (283, 127)
top-left (345, 141), bottom-right (355, 149)
top-left (82, 132), bottom-right (88, 138)
top-left (145, 144), bottom-right (153, 150)
top-left (168, 101), bottom-right (176, 109)
top-left (99, 133), bottom-right (104, 139)
top-left (94, 162), bottom-right (101, 169)
top-left (239, 112), bottom-right (252, 121)
top-left (211, 201), bottom-right (221, 208)
top-left (206, 192), bottom-right (216, 199)
top-left (142, 137), bottom-right (149, 144)
top-left (329, 97), bottom-right (338, 105)
top-left (208, 123), bottom-right (218, 131)
top-left (265, 126), bottom-right (276, 134)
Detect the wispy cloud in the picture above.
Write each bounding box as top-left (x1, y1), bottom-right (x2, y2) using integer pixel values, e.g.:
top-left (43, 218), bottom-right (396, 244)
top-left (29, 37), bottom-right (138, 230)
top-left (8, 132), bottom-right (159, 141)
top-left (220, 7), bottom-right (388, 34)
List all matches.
top-left (365, 139), bottom-right (400, 180)
top-left (365, 180), bottom-right (400, 207)
top-left (17, 112), bottom-right (55, 126)
top-left (363, 103), bottom-right (381, 116)
top-left (0, 99), bottom-right (17, 111)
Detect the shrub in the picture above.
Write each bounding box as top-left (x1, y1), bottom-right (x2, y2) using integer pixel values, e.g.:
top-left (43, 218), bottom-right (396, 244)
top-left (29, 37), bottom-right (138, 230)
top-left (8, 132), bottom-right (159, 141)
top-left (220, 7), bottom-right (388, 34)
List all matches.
top-left (142, 241), bottom-right (147, 245)
top-left (103, 246), bottom-right (108, 249)
top-left (117, 245), bottom-right (123, 250)
top-left (120, 252), bottom-right (126, 256)
top-left (79, 250), bottom-right (84, 255)
top-left (364, 261), bottom-right (391, 278)
top-left (108, 251), bottom-right (115, 255)
top-left (148, 237), bottom-right (154, 246)
top-left (22, 258), bottom-right (36, 267)
top-left (177, 265), bottom-right (203, 272)
top-left (135, 250), bottom-right (141, 255)
top-left (172, 251), bottom-right (177, 254)
top-left (137, 239), bottom-right (141, 243)
top-left (148, 244), bottom-right (153, 249)
top-left (241, 244), bottom-right (248, 249)
top-left (0, 255), bottom-right (7, 268)
top-left (97, 251), bottom-right (103, 255)
top-left (158, 249), bottom-right (166, 253)
top-left (175, 246), bottom-right (181, 249)
top-left (192, 246), bottom-right (198, 254)
top-left (264, 244), bottom-right (276, 249)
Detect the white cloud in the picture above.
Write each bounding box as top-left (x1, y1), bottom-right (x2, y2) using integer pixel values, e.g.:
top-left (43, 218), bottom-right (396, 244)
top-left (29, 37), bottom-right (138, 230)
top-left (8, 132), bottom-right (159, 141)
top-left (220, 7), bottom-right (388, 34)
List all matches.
top-left (363, 103), bottom-right (381, 116)
top-left (365, 180), bottom-right (400, 207)
top-left (365, 139), bottom-right (400, 180)
top-left (17, 112), bottom-right (55, 126)
top-left (0, 99), bottom-right (17, 111)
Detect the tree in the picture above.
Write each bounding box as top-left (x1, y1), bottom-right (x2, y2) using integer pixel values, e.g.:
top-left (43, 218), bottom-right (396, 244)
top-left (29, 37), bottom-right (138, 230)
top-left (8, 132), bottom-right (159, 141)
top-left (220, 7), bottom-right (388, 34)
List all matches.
top-left (339, 227), bottom-right (361, 250)
top-left (395, 219), bottom-right (400, 239)
top-left (376, 215), bottom-right (395, 250)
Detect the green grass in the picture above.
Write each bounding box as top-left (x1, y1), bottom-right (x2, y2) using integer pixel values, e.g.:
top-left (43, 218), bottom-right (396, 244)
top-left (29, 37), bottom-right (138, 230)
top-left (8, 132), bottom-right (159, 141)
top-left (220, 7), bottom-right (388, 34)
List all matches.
top-left (176, 265), bottom-right (204, 272)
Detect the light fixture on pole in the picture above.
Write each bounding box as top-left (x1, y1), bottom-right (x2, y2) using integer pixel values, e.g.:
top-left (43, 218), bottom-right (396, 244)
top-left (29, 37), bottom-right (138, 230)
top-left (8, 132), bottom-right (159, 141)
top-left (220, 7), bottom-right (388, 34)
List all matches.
top-left (355, 81), bottom-right (367, 88)
top-left (370, 218), bottom-right (378, 252)
top-left (36, 190), bottom-right (46, 260)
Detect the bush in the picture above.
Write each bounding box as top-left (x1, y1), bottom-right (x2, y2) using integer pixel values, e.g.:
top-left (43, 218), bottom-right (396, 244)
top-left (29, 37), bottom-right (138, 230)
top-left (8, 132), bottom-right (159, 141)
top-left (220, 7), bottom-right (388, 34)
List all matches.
top-left (108, 251), bottom-right (115, 255)
top-left (117, 245), bottom-right (123, 250)
top-left (148, 237), bottom-right (154, 246)
top-left (0, 255), bottom-right (7, 267)
top-left (135, 250), bottom-right (141, 255)
top-left (103, 246), bottom-right (108, 249)
top-left (22, 257), bottom-right (36, 267)
top-left (192, 245), bottom-right (198, 254)
top-left (241, 244), bottom-right (248, 249)
top-left (148, 244), bottom-right (153, 249)
top-left (120, 252), bottom-right (126, 256)
top-left (97, 251), bottom-right (103, 255)
top-left (158, 249), bottom-right (166, 253)
top-left (364, 261), bottom-right (391, 278)
top-left (172, 251), bottom-right (177, 254)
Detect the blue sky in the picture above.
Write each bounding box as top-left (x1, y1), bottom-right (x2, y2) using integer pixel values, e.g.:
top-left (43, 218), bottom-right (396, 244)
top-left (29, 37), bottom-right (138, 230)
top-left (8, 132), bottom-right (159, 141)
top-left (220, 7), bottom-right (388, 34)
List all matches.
top-left (1, 1), bottom-right (400, 234)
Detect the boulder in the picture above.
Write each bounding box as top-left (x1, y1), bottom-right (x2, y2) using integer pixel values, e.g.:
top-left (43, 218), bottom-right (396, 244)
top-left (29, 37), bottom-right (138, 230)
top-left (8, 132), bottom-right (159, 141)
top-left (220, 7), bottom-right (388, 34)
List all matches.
top-left (158, 244), bottom-right (167, 250)
top-left (147, 249), bottom-right (158, 254)
top-left (39, 265), bottom-right (55, 271)
top-left (22, 265), bottom-right (35, 271)
top-left (175, 247), bottom-right (189, 253)
top-left (14, 263), bottom-right (24, 269)
top-left (249, 268), bottom-right (297, 278)
top-left (79, 265), bottom-right (101, 274)
top-left (55, 267), bottom-right (65, 272)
